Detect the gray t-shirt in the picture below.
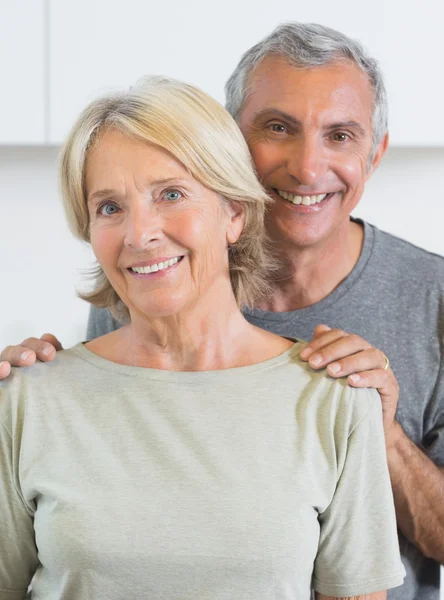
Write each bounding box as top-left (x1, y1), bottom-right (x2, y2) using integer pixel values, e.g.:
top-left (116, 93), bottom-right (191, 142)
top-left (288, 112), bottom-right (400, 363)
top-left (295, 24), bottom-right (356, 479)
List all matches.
top-left (0, 342), bottom-right (404, 600)
top-left (87, 218), bottom-right (444, 600)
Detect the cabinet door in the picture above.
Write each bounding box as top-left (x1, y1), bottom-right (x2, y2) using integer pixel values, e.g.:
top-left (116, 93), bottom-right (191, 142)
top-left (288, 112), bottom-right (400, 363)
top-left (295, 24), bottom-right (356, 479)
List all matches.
top-left (0, 1), bottom-right (46, 144)
top-left (49, 0), bottom-right (444, 146)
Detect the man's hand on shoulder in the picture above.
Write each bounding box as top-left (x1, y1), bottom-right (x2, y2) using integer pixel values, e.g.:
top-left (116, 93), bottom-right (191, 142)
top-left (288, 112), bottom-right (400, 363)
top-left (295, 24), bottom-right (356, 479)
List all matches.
top-left (0, 334), bottom-right (63, 380)
top-left (299, 324), bottom-right (399, 437)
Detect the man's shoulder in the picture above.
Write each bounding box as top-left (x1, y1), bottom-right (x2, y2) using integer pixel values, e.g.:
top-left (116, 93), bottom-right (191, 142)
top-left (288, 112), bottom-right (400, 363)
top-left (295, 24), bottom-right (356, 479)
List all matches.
top-left (371, 222), bottom-right (444, 264)
top-left (87, 306), bottom-right (121, 339)
top-left (367, 221), bottom-right (444, 282)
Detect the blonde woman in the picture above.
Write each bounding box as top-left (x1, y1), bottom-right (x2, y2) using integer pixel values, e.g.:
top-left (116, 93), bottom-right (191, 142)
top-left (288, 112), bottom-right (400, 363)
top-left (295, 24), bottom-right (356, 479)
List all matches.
top-left (0, 77), bottom-right (404, 600)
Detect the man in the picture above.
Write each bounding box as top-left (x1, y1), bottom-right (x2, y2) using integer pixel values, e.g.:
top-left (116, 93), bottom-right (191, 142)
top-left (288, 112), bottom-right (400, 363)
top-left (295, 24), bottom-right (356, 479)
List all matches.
top-left (1, 22), bottom-right (443, 600)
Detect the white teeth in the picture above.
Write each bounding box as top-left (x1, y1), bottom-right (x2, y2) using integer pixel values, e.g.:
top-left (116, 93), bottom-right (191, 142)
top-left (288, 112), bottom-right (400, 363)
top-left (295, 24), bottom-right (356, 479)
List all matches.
top-left (131, 256), bottom-right (179, 274)
top-left (276, 190), bottom-right (328, 205)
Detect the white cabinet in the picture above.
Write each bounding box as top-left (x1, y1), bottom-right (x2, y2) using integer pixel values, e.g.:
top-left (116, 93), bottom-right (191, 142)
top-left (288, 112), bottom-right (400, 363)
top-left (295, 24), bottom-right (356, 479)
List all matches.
top-left (41, 0), bottom-right (444, 146)
top-left (0, 1), bottom-right (46, 144)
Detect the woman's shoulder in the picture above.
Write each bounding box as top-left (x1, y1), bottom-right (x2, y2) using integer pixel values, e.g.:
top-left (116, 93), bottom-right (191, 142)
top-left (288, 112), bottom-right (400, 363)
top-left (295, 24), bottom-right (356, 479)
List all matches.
top-left (285, 345), bottom-right (381, 435)
top-left (0, 346), bottom-right (93, 426)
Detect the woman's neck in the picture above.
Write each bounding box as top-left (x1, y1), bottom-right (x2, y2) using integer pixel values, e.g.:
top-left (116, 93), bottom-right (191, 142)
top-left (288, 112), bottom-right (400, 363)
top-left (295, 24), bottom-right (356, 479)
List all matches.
top-left (87, 282), bottom-right (292, 371)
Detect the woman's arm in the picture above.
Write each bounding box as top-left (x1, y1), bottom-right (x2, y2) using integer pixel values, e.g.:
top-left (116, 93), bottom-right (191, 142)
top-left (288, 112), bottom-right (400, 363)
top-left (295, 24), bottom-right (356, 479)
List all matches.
top-left (316, 592), bottom-right (386, 600)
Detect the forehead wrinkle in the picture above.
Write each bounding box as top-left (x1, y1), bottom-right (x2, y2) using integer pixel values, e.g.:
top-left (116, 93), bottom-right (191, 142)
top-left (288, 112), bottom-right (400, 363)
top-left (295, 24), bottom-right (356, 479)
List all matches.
top-left (244, 58), bottom-right (373, 129)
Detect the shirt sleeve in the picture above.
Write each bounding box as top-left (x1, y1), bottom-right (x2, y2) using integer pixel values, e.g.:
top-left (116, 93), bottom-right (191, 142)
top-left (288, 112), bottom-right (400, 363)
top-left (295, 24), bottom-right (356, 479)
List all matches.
top-left (312, 390), bottom-right (405, 597)
top-left (86, 306), bottom-right (121, 341)
top-left (0, 398), bottom-right (38, 599)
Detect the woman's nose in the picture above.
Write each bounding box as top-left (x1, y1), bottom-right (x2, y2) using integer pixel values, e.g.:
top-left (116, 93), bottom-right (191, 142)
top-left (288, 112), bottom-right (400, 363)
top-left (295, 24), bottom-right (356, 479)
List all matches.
top-left (124, 205), bottom-right (163, 251)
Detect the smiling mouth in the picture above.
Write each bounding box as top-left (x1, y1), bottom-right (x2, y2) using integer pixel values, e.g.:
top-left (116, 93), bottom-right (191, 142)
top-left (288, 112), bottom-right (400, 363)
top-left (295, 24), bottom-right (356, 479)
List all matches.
top-left (273, 189), bottom-right (334, 206)
top-left (129, 256), bottom-right (184, 275)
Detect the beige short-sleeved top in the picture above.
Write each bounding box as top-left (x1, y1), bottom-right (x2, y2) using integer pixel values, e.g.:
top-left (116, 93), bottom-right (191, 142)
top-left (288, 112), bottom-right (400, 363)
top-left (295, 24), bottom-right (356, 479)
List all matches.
top-left (0, 342), bottom-right (404, 599)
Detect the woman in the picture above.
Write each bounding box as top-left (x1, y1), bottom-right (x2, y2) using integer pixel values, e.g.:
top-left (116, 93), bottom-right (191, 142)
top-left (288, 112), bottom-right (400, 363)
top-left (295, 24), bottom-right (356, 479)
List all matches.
top-left (0, 76), bottom-right (404, 599)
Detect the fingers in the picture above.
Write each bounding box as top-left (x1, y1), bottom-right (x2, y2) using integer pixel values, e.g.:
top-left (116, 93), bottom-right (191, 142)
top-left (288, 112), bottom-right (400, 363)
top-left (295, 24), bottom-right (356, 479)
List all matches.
top-left (0, 344), bottom-right (37, 367)
top-left (40, 333), bottom-right (63, 352)
top-left (0, 361), bottom-right (12, 380)
top-left (300, 329), bottom-right (373, 370)
top-left (347, 367), bottom-right (397, 390)
top-left (324, 347), bottom-right (387, 378)
top-left (347, 367), bottom-right (400, 435)
top-left (312, 324), bottom-right (332, 337)
top-left (0, 337), bottom-right (57, 367)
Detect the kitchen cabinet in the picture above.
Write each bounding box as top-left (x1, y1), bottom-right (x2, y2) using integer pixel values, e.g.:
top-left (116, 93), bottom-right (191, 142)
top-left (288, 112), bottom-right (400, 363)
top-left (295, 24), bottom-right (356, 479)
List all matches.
top-left (0, 1), bottom-right (46, 144)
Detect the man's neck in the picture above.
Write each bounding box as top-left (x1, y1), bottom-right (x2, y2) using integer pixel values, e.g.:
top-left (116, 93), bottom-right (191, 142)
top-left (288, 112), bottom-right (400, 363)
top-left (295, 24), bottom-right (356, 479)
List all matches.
top-left (256, 220), bottom-right (364, 312)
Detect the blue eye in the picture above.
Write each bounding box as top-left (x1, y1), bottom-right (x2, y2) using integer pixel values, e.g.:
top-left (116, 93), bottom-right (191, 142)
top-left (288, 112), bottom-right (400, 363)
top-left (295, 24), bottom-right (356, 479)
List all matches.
top-left (164, 189), bottom-right (182, 201)
top-left (165, 190), bottom-right (181, 201)
top-left (98, 202), bottom-right (119, 216)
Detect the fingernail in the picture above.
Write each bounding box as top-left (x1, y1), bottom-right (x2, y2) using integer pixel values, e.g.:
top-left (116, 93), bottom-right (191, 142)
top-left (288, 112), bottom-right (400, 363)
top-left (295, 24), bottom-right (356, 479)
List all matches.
top-left (310, 354), bottom-right (323, 367)
top-left (42, 347), bottom-right (52, 356)
top-left (299, 346), bottom-right (312, 359)
top-left (328, 362), bottom-right (341, 374)
top-left (349, 374), bottom-right (361, 383)
top-left (20, 351), bottom-right (31, 360)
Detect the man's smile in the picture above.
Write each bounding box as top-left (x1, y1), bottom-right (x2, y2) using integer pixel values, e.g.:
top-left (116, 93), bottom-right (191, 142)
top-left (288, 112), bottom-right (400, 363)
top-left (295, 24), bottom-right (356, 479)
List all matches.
top-left (272, 188), bottom-right (336, 206)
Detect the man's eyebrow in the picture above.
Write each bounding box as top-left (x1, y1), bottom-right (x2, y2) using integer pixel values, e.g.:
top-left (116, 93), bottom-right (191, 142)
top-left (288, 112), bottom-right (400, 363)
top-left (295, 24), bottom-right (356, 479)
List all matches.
top-left (252, 109), bottom-right (302, 127)
top-left (327, 120), bottom-right (367, 136)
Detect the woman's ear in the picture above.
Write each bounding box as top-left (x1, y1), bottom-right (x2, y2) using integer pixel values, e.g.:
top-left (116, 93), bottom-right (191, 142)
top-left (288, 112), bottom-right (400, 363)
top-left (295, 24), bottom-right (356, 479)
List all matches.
top-left (225, 201), bottom-right (245, 245)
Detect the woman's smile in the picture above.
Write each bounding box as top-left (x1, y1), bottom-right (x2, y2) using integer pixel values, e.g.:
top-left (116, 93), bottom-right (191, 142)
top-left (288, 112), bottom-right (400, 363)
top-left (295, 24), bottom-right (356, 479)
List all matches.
top-left (127, 255), bottom-right (184, 279)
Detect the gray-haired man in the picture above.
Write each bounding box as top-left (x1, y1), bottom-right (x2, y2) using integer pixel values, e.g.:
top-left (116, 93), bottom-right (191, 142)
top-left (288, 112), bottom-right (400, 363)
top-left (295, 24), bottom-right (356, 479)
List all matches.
top-left (2, 22), bottom-right (444, 600)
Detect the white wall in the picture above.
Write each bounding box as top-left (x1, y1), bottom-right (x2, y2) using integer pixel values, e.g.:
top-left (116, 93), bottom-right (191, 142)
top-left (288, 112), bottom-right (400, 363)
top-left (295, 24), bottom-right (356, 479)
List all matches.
top-left (1, 146), bottom-right (444, 348)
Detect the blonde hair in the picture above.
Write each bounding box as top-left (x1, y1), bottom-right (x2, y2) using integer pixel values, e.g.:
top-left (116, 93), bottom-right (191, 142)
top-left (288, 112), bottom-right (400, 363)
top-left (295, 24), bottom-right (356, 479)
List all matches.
top-left (60, 76), bottom-right (274, 318)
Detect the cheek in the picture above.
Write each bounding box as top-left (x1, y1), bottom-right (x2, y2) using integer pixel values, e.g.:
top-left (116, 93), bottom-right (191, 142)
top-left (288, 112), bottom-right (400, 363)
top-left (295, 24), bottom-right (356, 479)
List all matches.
top-left (334, 154), bottom-right (367, 191)
top-left (90, 227), bottom-right (121, 271)
top-left (248, 142), bottom-right (281, 180)
top-left (167, 208), bottom-right (224, 250)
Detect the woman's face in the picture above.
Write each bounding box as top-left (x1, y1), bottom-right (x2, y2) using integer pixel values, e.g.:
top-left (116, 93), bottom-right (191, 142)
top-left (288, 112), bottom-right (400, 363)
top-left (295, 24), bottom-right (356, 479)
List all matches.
top-left (85, 129), bottom-right (244, 319)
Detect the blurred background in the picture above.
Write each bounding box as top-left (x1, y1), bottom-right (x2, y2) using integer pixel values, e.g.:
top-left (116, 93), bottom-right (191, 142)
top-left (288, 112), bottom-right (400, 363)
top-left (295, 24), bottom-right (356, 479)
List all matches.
top-left (1, 0), bottom-right (444, 353)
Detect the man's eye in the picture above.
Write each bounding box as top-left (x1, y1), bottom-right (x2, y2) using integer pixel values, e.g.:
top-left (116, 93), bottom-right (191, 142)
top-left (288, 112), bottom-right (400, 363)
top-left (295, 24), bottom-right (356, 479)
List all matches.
top-left (98, 202), bottom-right (119, 216)
top-left (268, 123), bottom-right (287, 133)
top-left (164, 189), bottom-right (182, 201)
top-left (332, 132), bottom-right (350, 142)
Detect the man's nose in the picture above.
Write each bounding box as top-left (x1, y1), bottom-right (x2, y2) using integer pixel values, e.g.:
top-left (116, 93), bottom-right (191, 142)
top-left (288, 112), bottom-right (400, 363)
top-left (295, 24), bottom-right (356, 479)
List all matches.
top-left (124, 205), bottom-right (163, 251)
top-left (286, 138), bottom-right (327, 186)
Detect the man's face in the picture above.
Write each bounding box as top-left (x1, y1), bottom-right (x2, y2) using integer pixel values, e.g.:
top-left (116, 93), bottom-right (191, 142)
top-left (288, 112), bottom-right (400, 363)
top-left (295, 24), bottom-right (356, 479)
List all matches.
top-left (239, 57), bottom-right (387, 251)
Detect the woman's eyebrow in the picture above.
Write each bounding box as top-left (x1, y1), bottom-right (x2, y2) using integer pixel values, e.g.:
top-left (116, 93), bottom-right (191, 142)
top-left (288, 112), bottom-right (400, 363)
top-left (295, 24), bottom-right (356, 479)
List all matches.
top-left (88, 188), bottom-right (118, 203)
top-left (88, 178), bottom-right (191, 203)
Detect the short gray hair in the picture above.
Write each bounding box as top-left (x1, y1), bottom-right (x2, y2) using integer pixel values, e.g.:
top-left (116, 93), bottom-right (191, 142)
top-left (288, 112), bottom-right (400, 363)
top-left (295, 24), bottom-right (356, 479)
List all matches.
top-left (225, 22), bottom-right (388, 157)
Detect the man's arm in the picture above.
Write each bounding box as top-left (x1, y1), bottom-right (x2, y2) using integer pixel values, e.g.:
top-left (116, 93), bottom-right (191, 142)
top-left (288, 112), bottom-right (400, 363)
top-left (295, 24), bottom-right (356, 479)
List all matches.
top-left (300, 325), bottom-right (444, 563)
top-left (316, 594), bottom-right (386, 600)
top-left (387, 423), bottom-right (444, 563)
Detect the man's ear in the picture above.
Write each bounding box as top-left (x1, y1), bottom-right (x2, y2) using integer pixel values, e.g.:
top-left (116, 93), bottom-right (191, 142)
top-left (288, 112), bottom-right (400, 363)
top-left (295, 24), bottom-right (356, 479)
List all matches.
top-left (367, 131), bottom-right (389, 179)
top-left (225, 201), bottom-right (245, 245)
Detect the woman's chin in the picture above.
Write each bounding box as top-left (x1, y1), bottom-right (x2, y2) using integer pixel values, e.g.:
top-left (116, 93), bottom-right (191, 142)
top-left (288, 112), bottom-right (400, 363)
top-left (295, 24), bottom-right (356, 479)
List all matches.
top-left (127, 296), bottom-right (191, 321)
